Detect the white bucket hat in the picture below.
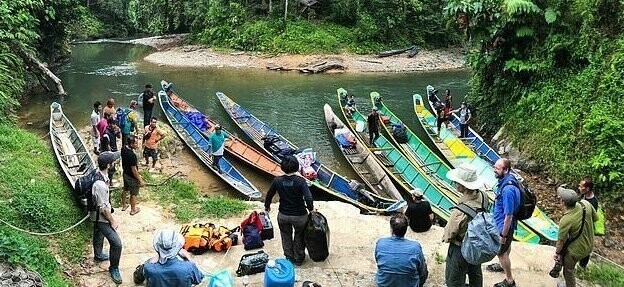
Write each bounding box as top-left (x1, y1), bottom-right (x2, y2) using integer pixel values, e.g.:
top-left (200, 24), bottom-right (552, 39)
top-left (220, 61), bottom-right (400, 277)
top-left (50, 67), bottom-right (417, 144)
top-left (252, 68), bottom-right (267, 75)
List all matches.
top-left (446, 163), bottom-right (485, 190)
top-left (410, 188), bottom-right (424, 198)
top-left (153, 229), bottom-right (185, 264)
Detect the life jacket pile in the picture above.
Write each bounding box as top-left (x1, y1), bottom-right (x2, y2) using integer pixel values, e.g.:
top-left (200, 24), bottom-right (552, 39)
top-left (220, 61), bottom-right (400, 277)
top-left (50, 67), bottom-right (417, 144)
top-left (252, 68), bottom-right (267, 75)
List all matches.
top-left (180, 223), bottom-right (238, 254)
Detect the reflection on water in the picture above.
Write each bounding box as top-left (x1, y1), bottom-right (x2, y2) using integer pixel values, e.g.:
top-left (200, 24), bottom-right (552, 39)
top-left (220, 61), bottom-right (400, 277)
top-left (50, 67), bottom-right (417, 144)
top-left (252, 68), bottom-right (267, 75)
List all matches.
top-left (21, 43), bottom-right (470, 194)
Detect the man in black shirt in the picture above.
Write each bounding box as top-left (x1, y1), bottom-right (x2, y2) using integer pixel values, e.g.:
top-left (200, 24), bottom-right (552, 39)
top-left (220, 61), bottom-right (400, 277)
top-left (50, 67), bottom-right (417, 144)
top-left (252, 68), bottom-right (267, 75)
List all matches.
top-left (405, 188), bottom-right (433, 233)
top-left (121, 135), bottom-right (145, 215)
top-left (579, 177), bottom-right (598, 210)
top-left (367, 107), bottom-right (381, 147)
top-left (142, 84), bottom-right (155, 127)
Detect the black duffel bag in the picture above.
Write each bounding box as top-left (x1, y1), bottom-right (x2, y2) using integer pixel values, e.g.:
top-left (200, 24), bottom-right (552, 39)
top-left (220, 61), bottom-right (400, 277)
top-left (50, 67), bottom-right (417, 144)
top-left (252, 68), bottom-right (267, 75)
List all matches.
top-left (236, 250), bottom-right (269, 277)
top-left (304, 211), bottom-right (330, 262)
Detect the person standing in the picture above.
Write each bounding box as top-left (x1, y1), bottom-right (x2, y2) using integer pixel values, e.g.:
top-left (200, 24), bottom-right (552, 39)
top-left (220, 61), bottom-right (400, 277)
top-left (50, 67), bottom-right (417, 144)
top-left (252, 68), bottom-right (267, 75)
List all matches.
top-left (375, 213), bottom-right (428, 287)
top-left (96, 111), bottom-right (111, 142)
top-left (91, 101), bottom-right (102, 154)
top-left (208, 125), bottom-right (229, 174)
top-left (121, 135), bottom-right (145, 216)
top-left (404, 188), bottom-right (433, 233)
top-left (367, 107), bottom-right (381, 147)
top-left (101, 119), bottom-right (121, 152)
top-left (102, 98), bottom-right (116, 117)
top-left (265, 155), bottom-right (314, 266)
top-left (553, 187), bottom-right (598, 287)
top-left (91, 151), bottom-right (123, 284)
top-left (444, 89), bottom-right (452, 129)
top-left (121, 100), bottom-right (140, 147)
top-left (142, 84), bottom-right (155, 127)
top-left (436, 103), bottom-right (447, 134)
top-left (452, 102), bottom-right (472, 138)
top-left (143, 117), bottom-right (164, 172)
top-left (579, 177), bottom-right (598, 210)
top-left (143, 229), bottom-right (204, 286)
top-left (492, 158), bottom-right (520, 287)
top-left (443, 163), bottom-right (486, 287)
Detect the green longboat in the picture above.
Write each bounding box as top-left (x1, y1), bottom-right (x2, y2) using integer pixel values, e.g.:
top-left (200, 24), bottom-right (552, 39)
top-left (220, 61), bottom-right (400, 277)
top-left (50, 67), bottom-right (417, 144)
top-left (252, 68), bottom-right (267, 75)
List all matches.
top-left (411, 92), bottom-right (559, 243)
top-left (372, 92), bottom-right (542, 244)
top-left (338, 88), bottom-right (458, 223)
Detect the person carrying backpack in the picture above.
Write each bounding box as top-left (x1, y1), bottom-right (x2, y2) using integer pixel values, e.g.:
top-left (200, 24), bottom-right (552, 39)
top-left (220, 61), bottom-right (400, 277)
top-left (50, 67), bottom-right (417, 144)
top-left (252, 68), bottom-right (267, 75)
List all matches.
top-left (443, 163), bottom-right (487, 287)
top-left (91, 151), bottom-right (124, 284)
top-left (264, 155), bottom-right (314, 266)
top-left (492, 158), bottom-right (520, 287)
top-left (120, 100), bottom-right (140, 147)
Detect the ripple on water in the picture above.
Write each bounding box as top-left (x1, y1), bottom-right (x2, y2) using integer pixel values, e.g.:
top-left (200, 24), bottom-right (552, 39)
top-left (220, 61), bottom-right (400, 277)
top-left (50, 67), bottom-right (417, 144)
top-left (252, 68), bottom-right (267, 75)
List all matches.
top-left (86, 62), bottom-right (138, 76)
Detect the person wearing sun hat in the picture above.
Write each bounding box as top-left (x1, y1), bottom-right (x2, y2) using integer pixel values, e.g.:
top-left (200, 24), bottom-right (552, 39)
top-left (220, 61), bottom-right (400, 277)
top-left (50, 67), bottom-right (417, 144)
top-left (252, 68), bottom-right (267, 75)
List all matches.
top-left (143, 229), bottom-right (204, 287)
top-left (442, 163), bottom-right (487, 287)
top-left (553, 186), bottom-right (598, 287)
top-left (404, 188), bottom-right (434, 233)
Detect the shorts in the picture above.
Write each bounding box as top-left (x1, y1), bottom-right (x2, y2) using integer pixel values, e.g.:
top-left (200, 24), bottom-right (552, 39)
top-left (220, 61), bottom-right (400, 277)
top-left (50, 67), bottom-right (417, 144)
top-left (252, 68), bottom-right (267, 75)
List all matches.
top-left (92, 135), bottom-right (99, 149)
top-left (498, 235), bottom-right (513, 255)
top-left (123, 173), bottom-right (140, 195)
top-left (143, 147), bottom-right (158, 161)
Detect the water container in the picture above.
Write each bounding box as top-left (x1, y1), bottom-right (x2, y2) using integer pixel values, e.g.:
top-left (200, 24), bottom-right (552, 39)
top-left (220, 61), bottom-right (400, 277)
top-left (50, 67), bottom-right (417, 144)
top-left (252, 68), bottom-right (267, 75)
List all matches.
top-left (208, 269), bottom-right (234, 287)
top-left (264, 258), bottom-right (295, 287)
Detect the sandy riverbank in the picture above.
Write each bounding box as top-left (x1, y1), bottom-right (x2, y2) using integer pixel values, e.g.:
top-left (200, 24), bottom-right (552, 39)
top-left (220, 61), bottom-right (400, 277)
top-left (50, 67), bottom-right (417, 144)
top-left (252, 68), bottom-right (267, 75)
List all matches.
top-left (75, 201), bottom-right (566, 286)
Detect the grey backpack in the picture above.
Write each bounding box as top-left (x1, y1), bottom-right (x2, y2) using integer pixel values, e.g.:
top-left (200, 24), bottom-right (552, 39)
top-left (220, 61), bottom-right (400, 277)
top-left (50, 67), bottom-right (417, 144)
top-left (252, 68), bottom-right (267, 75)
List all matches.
top-left (454, 191), bottom-right (501, 265)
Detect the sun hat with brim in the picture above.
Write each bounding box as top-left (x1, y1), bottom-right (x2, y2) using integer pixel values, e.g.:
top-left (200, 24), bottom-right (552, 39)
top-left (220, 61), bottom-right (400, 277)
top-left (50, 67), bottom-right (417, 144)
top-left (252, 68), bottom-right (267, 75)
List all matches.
top-left (557, 186), bottom-right (579, 205)
top-left (446, 163), bottom-right (485, 190)
top-left (153, 229), bottom-right (185, 264)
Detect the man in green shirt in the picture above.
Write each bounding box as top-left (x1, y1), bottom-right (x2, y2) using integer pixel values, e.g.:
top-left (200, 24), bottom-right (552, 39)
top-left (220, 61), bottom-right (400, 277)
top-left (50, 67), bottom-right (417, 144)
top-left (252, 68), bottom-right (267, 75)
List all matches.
top-left (208, 125), bottom-right (229, 173)
top-left (554, 187), bottom-right (598, 287)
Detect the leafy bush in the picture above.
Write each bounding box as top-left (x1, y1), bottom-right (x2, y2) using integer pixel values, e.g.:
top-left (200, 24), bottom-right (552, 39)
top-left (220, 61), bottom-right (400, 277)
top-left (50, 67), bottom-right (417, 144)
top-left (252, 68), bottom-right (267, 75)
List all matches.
top-left (577, 262), bottom-right (624, 286)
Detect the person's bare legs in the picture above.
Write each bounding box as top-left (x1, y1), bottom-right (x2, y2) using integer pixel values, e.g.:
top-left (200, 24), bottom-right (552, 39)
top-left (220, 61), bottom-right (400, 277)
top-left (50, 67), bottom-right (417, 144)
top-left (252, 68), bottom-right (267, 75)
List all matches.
top-left (121, 190), bottom-right (129, 211)
top-left (499, 245), bottom-right (514, 284)
top-left (130, 195), bottom-right (139, 213)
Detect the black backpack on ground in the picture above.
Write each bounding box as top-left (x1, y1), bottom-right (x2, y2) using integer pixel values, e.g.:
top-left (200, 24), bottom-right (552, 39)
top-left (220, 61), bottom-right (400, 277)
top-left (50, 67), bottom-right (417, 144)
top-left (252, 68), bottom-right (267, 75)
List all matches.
top-left (236, 250), bottom-right (269, 277)
top-left (501, 178), bottom-right (537, 220)
top-left (304, 211), bottom-right (330, 262)
top-left (393, 125), bottom-right (408, 144)
top-left (73, 170), bottom-right (105, 213)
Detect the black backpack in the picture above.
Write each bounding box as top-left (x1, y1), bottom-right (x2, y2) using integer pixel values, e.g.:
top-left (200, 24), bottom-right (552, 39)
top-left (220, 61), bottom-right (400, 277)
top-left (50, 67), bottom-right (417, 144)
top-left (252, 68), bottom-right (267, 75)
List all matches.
top-left (73, 170), bottom-right (105, 213)
top-left (502, 179), bottom-right (536, 220)
top-left (236, 250), bottom-right (269, 277)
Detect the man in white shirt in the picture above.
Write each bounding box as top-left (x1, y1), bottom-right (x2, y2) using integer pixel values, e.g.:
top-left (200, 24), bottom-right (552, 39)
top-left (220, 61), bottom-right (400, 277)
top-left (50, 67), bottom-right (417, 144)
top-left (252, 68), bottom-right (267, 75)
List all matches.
top-left (91, 101), bottom-right (102, 154)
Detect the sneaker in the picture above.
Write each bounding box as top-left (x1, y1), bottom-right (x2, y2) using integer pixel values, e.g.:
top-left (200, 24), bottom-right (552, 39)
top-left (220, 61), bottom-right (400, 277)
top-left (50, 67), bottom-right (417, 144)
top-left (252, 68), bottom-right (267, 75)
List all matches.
top-left (94, 252), bottom-right (109, 262)
top-left (109, 268), bottom-right (122, 284)
top-left (493, 279), bottom-right (516, 287)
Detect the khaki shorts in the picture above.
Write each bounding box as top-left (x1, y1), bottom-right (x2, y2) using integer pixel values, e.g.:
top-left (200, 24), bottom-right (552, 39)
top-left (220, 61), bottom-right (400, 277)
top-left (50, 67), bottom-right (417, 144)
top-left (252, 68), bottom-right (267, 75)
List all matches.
top-left (123, 173), bottom-right (140, 195)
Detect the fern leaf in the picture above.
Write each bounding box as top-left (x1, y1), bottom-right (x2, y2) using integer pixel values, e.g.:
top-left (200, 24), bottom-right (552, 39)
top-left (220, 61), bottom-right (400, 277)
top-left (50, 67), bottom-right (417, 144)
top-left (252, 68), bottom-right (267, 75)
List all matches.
top-left (516, 26), bottom-right (534, 37)
top-left (544, 8), bottom-right (558, 24)
top-left (505, 0), bottom-right (541, 16)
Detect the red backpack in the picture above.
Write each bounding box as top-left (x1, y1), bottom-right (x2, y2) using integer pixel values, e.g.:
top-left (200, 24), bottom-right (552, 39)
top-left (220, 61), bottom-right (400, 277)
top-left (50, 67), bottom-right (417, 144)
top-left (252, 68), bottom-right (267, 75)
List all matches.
top-left (241, 211), bottom-right (265, 250)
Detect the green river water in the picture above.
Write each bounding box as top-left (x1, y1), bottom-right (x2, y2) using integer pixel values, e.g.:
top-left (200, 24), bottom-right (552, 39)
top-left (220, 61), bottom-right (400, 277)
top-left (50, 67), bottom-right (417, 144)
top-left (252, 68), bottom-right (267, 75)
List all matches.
top-left (21, 43), bottom-right (470, 196)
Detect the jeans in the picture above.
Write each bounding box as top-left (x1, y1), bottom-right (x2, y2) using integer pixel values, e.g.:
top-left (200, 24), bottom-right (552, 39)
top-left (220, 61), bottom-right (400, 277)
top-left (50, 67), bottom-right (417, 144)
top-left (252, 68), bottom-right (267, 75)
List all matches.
top-left (212, 155), bottom-right (223, 173)
top-left (93, 221), bottom-right (123, 269)
top-left (277, 212), bottom-right (308, 263)
top-left (460, 123), bottom-right (469, 138)
top-left (143, 109), bottom-right (153, 127)
top-left (445, 243), bottom-right (482, 287)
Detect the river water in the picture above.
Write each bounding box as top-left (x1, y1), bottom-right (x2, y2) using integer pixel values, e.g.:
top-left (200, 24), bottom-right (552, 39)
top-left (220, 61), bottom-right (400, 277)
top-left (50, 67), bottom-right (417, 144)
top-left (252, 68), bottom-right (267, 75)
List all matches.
top-left (21, 43), bottom-right (470, 196)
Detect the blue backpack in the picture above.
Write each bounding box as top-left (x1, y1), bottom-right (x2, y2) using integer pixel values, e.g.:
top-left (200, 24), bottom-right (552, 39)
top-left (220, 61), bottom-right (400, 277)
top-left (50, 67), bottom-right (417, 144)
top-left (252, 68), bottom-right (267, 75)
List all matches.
top-left (242, 224), bottom-right (264, 250)
top-left (115, 108), bottom-right (128, 129)
top-left (454, 191), bottom-right (501, 265)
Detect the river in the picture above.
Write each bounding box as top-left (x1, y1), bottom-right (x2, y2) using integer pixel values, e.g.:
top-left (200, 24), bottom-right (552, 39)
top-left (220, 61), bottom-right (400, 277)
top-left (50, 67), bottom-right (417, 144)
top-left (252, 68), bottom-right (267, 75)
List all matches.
top-left (20, 43), bottom-right (470, 197)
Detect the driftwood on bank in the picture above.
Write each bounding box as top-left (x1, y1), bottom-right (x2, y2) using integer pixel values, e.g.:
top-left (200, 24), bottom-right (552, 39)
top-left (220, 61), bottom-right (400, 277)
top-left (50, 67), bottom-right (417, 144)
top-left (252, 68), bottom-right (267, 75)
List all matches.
top-left (267, 60), bottom-right (345, 73)
top-left (15, 45), bottom-right (66, 95)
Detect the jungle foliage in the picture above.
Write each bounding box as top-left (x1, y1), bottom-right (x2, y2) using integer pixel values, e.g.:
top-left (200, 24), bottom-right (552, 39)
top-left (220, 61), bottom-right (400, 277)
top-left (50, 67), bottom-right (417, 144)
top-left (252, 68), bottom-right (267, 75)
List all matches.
top-left (445, 0), bottom-right (624, 198)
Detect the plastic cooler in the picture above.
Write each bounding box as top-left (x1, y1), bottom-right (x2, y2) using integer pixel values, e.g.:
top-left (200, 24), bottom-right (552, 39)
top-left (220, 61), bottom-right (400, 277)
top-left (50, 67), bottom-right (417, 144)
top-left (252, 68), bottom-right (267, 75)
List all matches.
top-left (264, 258), bottom-right (295, 287)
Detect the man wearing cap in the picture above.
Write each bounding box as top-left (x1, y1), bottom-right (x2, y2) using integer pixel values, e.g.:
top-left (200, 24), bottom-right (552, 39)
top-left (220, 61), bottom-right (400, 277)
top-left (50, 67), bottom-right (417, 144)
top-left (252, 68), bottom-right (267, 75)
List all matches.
top-left (554, 187), bottom-right (598, 287)
top-left (121, 100), bottom-right (140, 147)
top-left (92, 151), bottom-right (123, 284)
top-left (207, 124), bottom-right (229, 173)
top-left (143, 229), bottom-right (204, 287)
top-left (443, 163), bottom-right (486, 287)
top-left (492, 158), bottom-right (520, 287)
top-left (142, 84), bottom-right (156, 127)
top-left (452, 101), bottom-right (471, 138)
top-left (375, 213), bottom-right (428, 287)
top-left (367, 107), bottom-right (381, 147)
top-left (404, 189), bottom-right (433, 233)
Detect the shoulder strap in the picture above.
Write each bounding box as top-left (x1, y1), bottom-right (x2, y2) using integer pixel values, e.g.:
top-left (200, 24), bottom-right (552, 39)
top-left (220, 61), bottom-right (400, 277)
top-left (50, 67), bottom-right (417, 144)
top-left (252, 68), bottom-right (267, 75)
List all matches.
top-left (454, 203), bottom-right (477, 219)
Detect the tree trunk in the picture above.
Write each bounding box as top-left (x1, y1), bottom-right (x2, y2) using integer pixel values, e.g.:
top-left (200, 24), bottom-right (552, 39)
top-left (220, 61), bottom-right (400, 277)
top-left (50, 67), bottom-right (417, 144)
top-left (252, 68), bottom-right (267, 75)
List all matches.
top-left (15, 46), bottom-right (66, 96)
top-left (284, 0), bottom-right (288, 22)
top-left (269, 0), bottom-right (272, 13)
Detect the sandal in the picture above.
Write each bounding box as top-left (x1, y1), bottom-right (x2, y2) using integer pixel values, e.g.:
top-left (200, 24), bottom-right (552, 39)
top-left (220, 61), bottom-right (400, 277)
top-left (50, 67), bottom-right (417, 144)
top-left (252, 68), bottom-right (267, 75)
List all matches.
top-left (486, 263), bottom-right (505, 273)
top-left (122, 204), bottom-right (129, 211)
top-left (130, 208), bottom-right (141, 216)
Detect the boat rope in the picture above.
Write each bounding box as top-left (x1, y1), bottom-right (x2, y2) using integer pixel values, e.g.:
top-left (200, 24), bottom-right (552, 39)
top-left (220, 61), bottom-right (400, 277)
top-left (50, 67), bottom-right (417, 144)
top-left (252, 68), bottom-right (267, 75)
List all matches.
top-left (326, 257), bottom-right (344, 287)
top-left (146, 171), bottom-right (182, 187)
top-left (0, 214), bottom-right (89, 236)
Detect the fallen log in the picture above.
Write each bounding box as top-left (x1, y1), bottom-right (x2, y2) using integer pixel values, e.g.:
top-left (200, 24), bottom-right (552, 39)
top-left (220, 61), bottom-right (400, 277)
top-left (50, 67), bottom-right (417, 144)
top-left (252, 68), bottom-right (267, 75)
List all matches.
top-left (15, 45), bottom-right (66, 95)
top-left (377, 45), bottom-right (416, 58)
top-left (298, 60), bottom-right (345, 73)
top-left (357, 59), bottom-right (383, 64)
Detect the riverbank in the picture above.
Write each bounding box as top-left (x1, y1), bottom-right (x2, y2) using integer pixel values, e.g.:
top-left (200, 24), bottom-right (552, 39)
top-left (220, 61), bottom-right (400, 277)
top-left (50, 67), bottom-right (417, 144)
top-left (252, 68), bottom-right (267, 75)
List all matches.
top-left (144, 45), bottom-right (466, 73)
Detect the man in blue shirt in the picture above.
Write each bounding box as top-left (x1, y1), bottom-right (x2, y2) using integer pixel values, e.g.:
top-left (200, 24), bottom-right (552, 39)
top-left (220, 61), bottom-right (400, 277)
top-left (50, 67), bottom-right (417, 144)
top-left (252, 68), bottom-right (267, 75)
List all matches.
top-left (208, 125), bottom-right (229, 173)
top-left (493, 158), bottom-right (520, 287)
top-left (374, 214), bottom-right (428, 287)
top-left (144, 229), bottom-right (204, 287)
